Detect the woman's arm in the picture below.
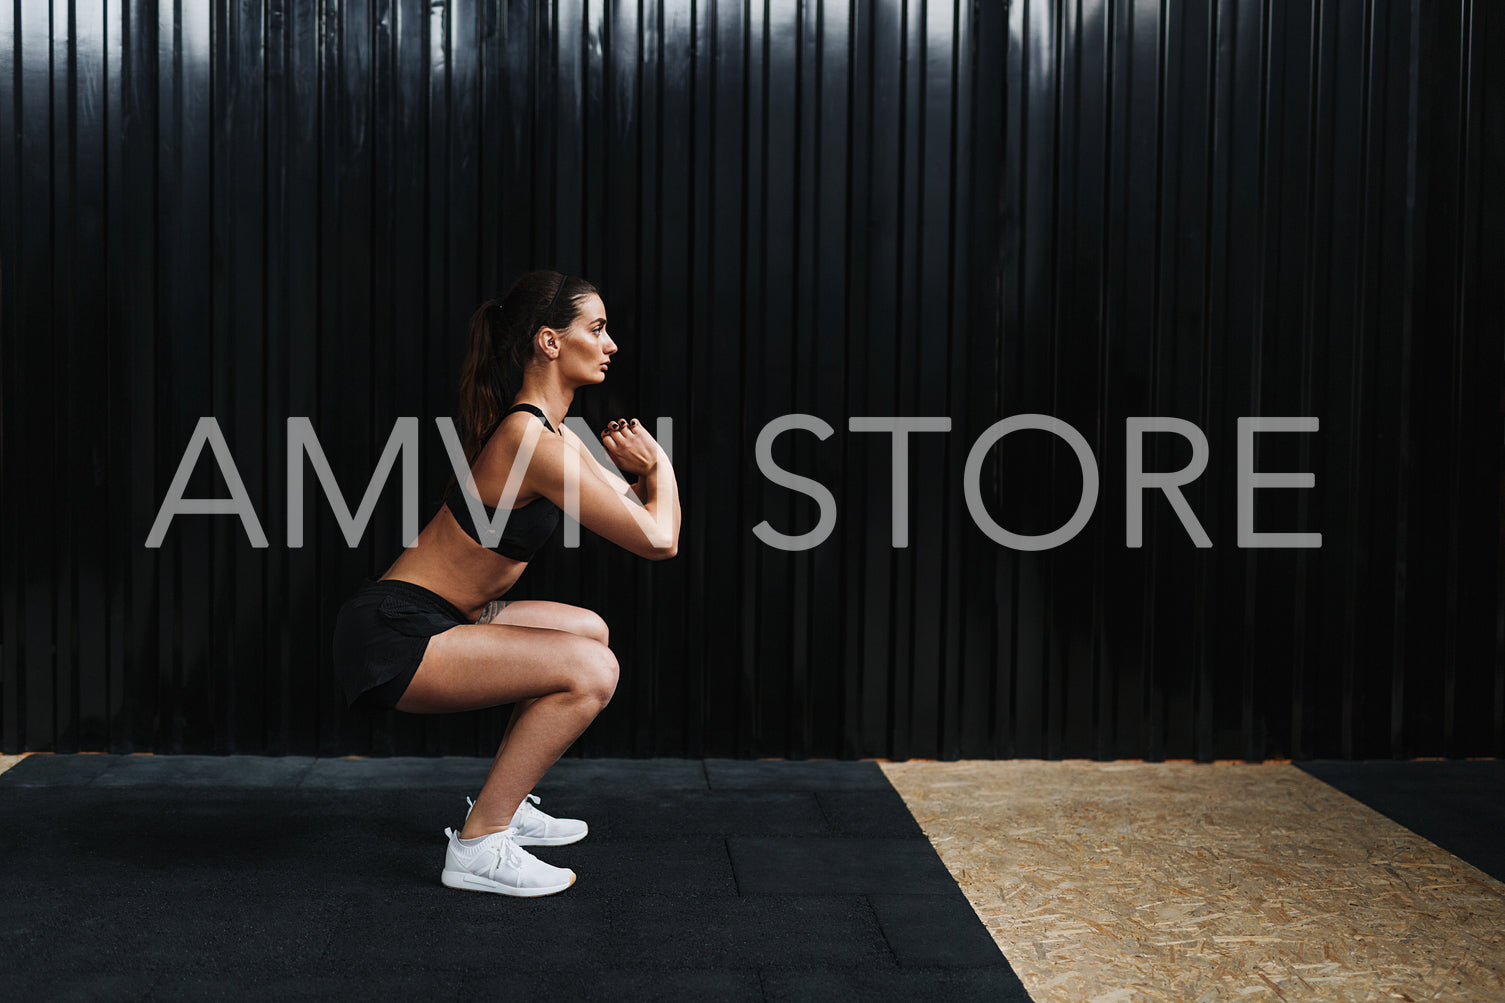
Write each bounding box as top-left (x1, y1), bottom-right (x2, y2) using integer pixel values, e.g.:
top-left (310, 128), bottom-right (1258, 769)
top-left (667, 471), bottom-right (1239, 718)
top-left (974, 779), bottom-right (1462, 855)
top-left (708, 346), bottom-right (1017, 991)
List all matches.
top-left (598, 418), bottom-right (679, 557)
top-left (474, 418), bottom-right (678, 560)
top-left (559, 424), bottom-right (638, 496)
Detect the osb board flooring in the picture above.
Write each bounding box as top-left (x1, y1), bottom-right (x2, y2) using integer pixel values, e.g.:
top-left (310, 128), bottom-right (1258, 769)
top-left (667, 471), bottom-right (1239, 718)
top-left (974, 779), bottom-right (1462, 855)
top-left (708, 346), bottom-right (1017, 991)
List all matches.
top-left (881, 761), bottom-right (1505, 1002)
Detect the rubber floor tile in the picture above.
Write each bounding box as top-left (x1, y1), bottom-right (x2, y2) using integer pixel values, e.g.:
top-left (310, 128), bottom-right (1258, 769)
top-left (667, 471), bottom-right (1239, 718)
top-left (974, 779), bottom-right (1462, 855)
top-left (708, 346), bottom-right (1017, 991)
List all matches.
top-left (0, 973), bottom-right (160, 1002)
top-left (728, 837), bottom-right (960, 895)
top-left (146, 973), bottom-right (465, 1003)
top-left (762, 965), bottom-right (1033, 1001)
top-left (1, 894), bottom-right (345, 977)
top-left (868, 893), bottom-right (1009, 967)
top-left (1298, 759), bottom-right (1505, 883)
top-left (704, 759), bottom-right (895, 791)
top-left (299, 756), bottom-right (490, 790)
top-left (320, 891), bottom-right (614, 974)
top-left (584, 790), bottom-right (831, 838)
top-left (543, 757), bottom-right (710, 792)
top-left (0, 756), bottom-right (1015, 1000)
top-left (817, 790), bottom-right (929, 837)
top-left (545, 836), bottom-right (738, 896)
top-left (611, 894), bottom-right (894, 970)
top-left (0, 853), bottom-right (411, 906)
top-left (92, 754), bottom-right (315, 788)
top-left (462, 967), bottom-right (765, 1002)
top-left (0, 753), bottom-right (118, 787)
top-left (0, 789), bottom-right (420, 900)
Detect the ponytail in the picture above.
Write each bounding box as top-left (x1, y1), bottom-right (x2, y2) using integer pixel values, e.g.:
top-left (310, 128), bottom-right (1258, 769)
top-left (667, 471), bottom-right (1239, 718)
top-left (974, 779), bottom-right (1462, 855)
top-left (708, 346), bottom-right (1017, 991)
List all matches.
top-left (456, 300), bottom-right (509, 465)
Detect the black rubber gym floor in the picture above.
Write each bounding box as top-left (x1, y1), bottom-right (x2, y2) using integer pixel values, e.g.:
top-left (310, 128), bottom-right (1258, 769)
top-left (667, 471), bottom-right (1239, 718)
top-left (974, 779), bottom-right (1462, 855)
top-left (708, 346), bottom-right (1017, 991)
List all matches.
top-left (1297, 759), bottom-right (1505, 885)
top-left (0, 756), bottom-right (1028, 1002)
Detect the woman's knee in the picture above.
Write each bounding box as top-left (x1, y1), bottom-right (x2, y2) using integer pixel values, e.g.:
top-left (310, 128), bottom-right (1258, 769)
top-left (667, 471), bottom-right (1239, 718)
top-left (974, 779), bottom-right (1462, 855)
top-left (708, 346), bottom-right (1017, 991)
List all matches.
top-left (574, 608), bottom-right (609, 646)
top-left (568, 640), bottom-right (619, 707)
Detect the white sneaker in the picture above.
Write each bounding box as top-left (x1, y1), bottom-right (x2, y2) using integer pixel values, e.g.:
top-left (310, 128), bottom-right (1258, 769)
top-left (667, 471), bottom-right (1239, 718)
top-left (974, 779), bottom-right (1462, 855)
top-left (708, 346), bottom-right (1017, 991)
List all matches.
top-left (440, 826), bottom-right (576, 897)
top-left (465, 794), bottom-right (589, 847)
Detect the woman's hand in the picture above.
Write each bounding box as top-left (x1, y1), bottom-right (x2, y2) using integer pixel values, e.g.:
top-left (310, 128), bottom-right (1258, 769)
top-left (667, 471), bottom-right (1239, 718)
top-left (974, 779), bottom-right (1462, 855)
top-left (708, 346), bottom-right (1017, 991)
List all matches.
top-left (600, 417), bottom-right (661, 477)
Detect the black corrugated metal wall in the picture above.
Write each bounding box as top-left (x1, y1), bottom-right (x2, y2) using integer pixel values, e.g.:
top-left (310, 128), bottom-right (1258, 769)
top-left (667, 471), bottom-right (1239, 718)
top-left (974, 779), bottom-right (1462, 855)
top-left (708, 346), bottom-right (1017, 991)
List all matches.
top-left (2, 0), bottom-right (1501, 760)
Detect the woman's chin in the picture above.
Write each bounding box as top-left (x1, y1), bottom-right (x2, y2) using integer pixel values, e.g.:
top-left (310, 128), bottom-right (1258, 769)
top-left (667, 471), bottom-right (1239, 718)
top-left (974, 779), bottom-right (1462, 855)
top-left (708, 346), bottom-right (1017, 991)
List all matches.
top-left (568, 371), bottom-right (609, 389)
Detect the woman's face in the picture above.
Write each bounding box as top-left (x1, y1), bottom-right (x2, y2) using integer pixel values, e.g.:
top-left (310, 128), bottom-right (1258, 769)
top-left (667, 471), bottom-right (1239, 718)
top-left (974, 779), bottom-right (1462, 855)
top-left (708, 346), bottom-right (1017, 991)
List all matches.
top-left (554, 293), bottom-right (617, 384)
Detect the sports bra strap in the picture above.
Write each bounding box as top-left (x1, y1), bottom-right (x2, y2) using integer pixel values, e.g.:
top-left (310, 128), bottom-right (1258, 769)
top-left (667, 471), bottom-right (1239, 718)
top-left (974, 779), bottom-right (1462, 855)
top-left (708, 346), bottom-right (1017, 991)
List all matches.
top-left (505, 402), bottom-right (558, 433)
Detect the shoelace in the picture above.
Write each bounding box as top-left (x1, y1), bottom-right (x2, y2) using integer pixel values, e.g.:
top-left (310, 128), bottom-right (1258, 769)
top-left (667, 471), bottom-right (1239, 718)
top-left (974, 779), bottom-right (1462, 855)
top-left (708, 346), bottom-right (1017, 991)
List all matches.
top-left (495, 829), bottom-right (526, 874)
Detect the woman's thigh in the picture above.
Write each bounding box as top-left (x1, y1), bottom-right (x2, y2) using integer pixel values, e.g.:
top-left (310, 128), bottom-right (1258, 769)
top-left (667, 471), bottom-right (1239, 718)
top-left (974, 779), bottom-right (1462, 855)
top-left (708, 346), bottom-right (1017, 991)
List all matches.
top-left (396, 623), bottom-right (617, 714)
top-left (477, 599), bottom-right (609, 645)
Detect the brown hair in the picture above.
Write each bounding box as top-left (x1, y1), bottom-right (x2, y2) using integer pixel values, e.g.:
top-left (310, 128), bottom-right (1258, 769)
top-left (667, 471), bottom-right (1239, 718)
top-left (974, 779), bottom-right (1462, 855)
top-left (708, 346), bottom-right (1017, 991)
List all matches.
top-left (455, 270), bottom-right (600, 464)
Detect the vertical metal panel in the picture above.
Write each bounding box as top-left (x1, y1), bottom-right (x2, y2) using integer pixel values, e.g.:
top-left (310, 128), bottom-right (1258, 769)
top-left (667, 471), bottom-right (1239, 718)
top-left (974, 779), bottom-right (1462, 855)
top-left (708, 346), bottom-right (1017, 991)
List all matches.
top-left (1, 0), bottom-right (1500, 761)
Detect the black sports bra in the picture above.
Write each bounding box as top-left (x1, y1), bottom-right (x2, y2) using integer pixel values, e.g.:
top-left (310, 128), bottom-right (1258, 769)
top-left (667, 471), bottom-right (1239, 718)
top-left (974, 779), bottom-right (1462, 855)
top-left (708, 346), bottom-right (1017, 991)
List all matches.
top-left (445, 403), bottom-right (563, 561)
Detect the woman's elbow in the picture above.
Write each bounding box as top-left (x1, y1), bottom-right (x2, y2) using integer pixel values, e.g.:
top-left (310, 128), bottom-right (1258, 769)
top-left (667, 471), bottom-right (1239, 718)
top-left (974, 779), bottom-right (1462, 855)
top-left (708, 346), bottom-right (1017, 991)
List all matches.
top-left (647, 535), bottom-right (678, 560)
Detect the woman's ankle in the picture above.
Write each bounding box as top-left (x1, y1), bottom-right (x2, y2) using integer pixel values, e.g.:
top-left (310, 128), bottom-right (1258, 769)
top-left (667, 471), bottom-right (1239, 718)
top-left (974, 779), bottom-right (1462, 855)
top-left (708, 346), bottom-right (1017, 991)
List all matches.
top-left (458, 822), bottom-right (511, 841)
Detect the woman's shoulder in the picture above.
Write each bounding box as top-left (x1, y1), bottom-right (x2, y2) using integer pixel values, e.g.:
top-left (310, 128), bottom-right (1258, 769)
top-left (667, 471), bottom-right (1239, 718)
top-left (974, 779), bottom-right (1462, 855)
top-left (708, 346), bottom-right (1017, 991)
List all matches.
top-left (474, 408), bottom-right (567, 477)
top-left (488, 405), bottom-right (555, 441)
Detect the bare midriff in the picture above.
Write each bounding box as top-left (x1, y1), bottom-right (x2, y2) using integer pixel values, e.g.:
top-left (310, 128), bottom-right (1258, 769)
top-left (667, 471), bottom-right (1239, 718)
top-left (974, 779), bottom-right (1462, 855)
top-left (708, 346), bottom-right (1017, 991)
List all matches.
top-left (378, 502), bottom-right (533, 622)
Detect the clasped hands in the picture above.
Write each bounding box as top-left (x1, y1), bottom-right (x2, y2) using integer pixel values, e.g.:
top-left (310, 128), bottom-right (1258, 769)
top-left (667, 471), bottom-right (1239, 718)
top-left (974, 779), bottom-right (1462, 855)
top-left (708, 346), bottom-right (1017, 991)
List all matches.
top-left (600, 417), bottom-right (662, 477)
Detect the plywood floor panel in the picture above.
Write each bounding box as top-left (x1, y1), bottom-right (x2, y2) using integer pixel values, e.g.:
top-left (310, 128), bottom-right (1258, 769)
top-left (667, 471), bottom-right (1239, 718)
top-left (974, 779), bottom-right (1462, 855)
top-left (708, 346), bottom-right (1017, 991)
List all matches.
top-left (881, 761), bottom-right (1505, 1002)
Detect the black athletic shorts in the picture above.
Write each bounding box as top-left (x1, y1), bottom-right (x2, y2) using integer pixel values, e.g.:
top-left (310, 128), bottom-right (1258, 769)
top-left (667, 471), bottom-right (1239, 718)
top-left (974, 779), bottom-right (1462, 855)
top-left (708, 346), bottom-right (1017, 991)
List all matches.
top-left (331, 578), bottom-right (471, 709)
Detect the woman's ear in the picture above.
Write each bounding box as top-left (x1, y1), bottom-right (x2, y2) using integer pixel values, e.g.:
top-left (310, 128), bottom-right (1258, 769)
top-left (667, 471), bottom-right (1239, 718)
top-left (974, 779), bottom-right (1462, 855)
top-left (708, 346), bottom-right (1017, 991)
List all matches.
top-left (535, 326), bottom-right (559, 359)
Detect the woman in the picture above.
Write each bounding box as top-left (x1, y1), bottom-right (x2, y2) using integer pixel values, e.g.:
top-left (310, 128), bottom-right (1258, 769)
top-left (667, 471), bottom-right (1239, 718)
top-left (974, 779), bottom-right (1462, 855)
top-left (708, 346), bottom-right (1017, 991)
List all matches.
top-left (331, 271), bottom-right (681, 897)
